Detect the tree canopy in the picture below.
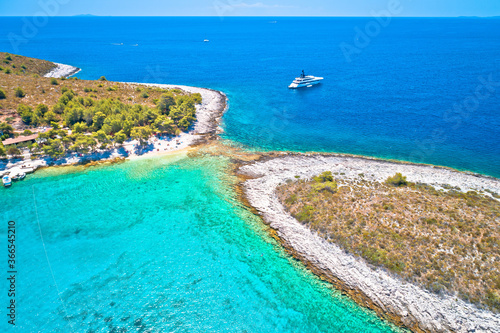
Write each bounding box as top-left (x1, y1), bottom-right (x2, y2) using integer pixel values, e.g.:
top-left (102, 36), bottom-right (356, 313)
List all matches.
top-left (13, 87), bottom-right (201, 157)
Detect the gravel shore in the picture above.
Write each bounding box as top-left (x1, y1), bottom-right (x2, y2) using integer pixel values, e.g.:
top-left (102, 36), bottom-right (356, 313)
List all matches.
top-left (43, 62), bottom-right (81, 78)
top-left (239, 154), bottom-right (500, 333)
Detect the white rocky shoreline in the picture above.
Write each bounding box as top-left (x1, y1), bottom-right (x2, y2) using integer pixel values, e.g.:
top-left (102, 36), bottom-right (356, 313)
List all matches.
top-left (1, 64), bottom-right (228, 178)
top-left (239, 154), bottom-right (500, 333)
top-left (43, 62), bottom-right (81, 78)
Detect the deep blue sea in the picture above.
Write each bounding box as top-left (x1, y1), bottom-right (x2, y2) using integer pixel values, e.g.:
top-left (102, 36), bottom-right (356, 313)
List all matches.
top-left (0, 16), bottom-right (498, 177)
top-left (0, 17), bottom-right (499, 332)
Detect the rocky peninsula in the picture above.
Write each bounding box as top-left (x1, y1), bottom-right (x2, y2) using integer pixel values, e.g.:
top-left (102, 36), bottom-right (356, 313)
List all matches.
top-left (239, 154), bottom-right (500, 333)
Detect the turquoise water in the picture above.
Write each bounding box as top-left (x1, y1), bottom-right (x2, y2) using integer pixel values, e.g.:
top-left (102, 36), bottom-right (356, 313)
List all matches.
top-left (0, 155), bottom-right (401, 332)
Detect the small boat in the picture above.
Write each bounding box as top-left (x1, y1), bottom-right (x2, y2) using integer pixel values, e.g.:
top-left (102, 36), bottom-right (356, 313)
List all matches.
top-left (204, 39), bottom-right (210, 42)
top-left (2, 175), bottom-right (12, 187)
top-left (11, 171), bottom-right (26, 181)
top-left (289, 70), bottom-right (324, 89)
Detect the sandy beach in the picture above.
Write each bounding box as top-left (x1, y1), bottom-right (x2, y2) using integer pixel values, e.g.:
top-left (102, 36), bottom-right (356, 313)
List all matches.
top-left (239, 154), bottom-right (500, 333)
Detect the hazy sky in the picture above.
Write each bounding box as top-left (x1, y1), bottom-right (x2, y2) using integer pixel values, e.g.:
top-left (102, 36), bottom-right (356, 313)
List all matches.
top-left (0, 0), bottom-right (499, 17)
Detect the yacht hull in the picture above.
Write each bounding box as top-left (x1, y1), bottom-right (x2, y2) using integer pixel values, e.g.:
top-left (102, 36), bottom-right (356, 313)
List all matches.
top-left (288, 80), bottom-right (322, 89)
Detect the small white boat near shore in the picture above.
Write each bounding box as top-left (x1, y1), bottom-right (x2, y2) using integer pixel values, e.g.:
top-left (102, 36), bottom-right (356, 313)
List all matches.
top-left (2, 175), bottom-right (12, 187)
top-left (11, 171), bottom-right (26, 181)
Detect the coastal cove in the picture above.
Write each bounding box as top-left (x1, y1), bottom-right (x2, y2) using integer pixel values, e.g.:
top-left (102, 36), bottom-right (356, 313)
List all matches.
top-left (0, 59), bottom-right (404, 332)
top-left (0, 152), bottom-right (404, 333)
top-left (1, 16), bottom-right (499, 333)
top-left (2, 58), bottom-right (499, 332)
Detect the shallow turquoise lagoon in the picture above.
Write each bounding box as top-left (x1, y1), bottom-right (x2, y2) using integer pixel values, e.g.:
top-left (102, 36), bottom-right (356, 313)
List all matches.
top-left (1, 154), bottom-right (401, 332)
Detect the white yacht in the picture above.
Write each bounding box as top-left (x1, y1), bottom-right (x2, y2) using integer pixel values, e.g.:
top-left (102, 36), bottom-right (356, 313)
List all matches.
top-left (2, 175), bottom-right (12, 187)
top-left (288, 70), bottom-right (324, 89)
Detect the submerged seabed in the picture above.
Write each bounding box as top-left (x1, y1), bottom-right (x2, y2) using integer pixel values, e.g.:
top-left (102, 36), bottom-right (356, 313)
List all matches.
top-left (0, 154), bottom-right (401, 332)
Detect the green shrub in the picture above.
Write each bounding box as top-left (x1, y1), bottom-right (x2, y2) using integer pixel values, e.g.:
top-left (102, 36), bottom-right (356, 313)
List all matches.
top-left (383, 202), bottom-right (394, 211)
top-left (386, 173), bottom-right (408, 187)
top-left (312, 181), bottom-right (338, 194)
top-left (14, 87), bottom-right (26, 98)
top-left (285, 194), bottom-right (297, 205)
top-left (59, 90), bottom-right (75, 104)
top-left (486, 290), bottom-right (500, 310)
top-left (296, 205), bottom-right (315, 223)
top-left (4, 68), bottom-right (11, 74)
top-left (72, 122), bottom-right (88, 133)
top-left (0, 122), bottom-right (14, 138)
top-left (35, 104), bottom-right (49, 117)
top-left (7, 147), bottom-right (21, 156)
top-left (157, 93), bottom-right (175, 114)
top-left (5, 54), bottom-right (12, 61)
top-left (17, 104), bottom-right (35, 124)
top-left (0, 89), bottom-right (6, 99)
top-left (313, 171), bottom-right (334, 183)
top-left (50, 78), bottom-right (58, 85)
top-left (141, 92), bottom-right (149, 98)
top-left (44, 111), bottom-right (58, 124)
top-left (98, 76), bottom-right (107, 81)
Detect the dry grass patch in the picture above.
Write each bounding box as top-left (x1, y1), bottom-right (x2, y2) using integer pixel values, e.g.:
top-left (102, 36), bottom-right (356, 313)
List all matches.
top-left (0, 73), bottom-right (187, 129)
top-left (0, 52), bottom-right (56, 76)
top-left (277, 174), bottom-right (500, 312)
top-left (0, 52), bottom-right (189, 128)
